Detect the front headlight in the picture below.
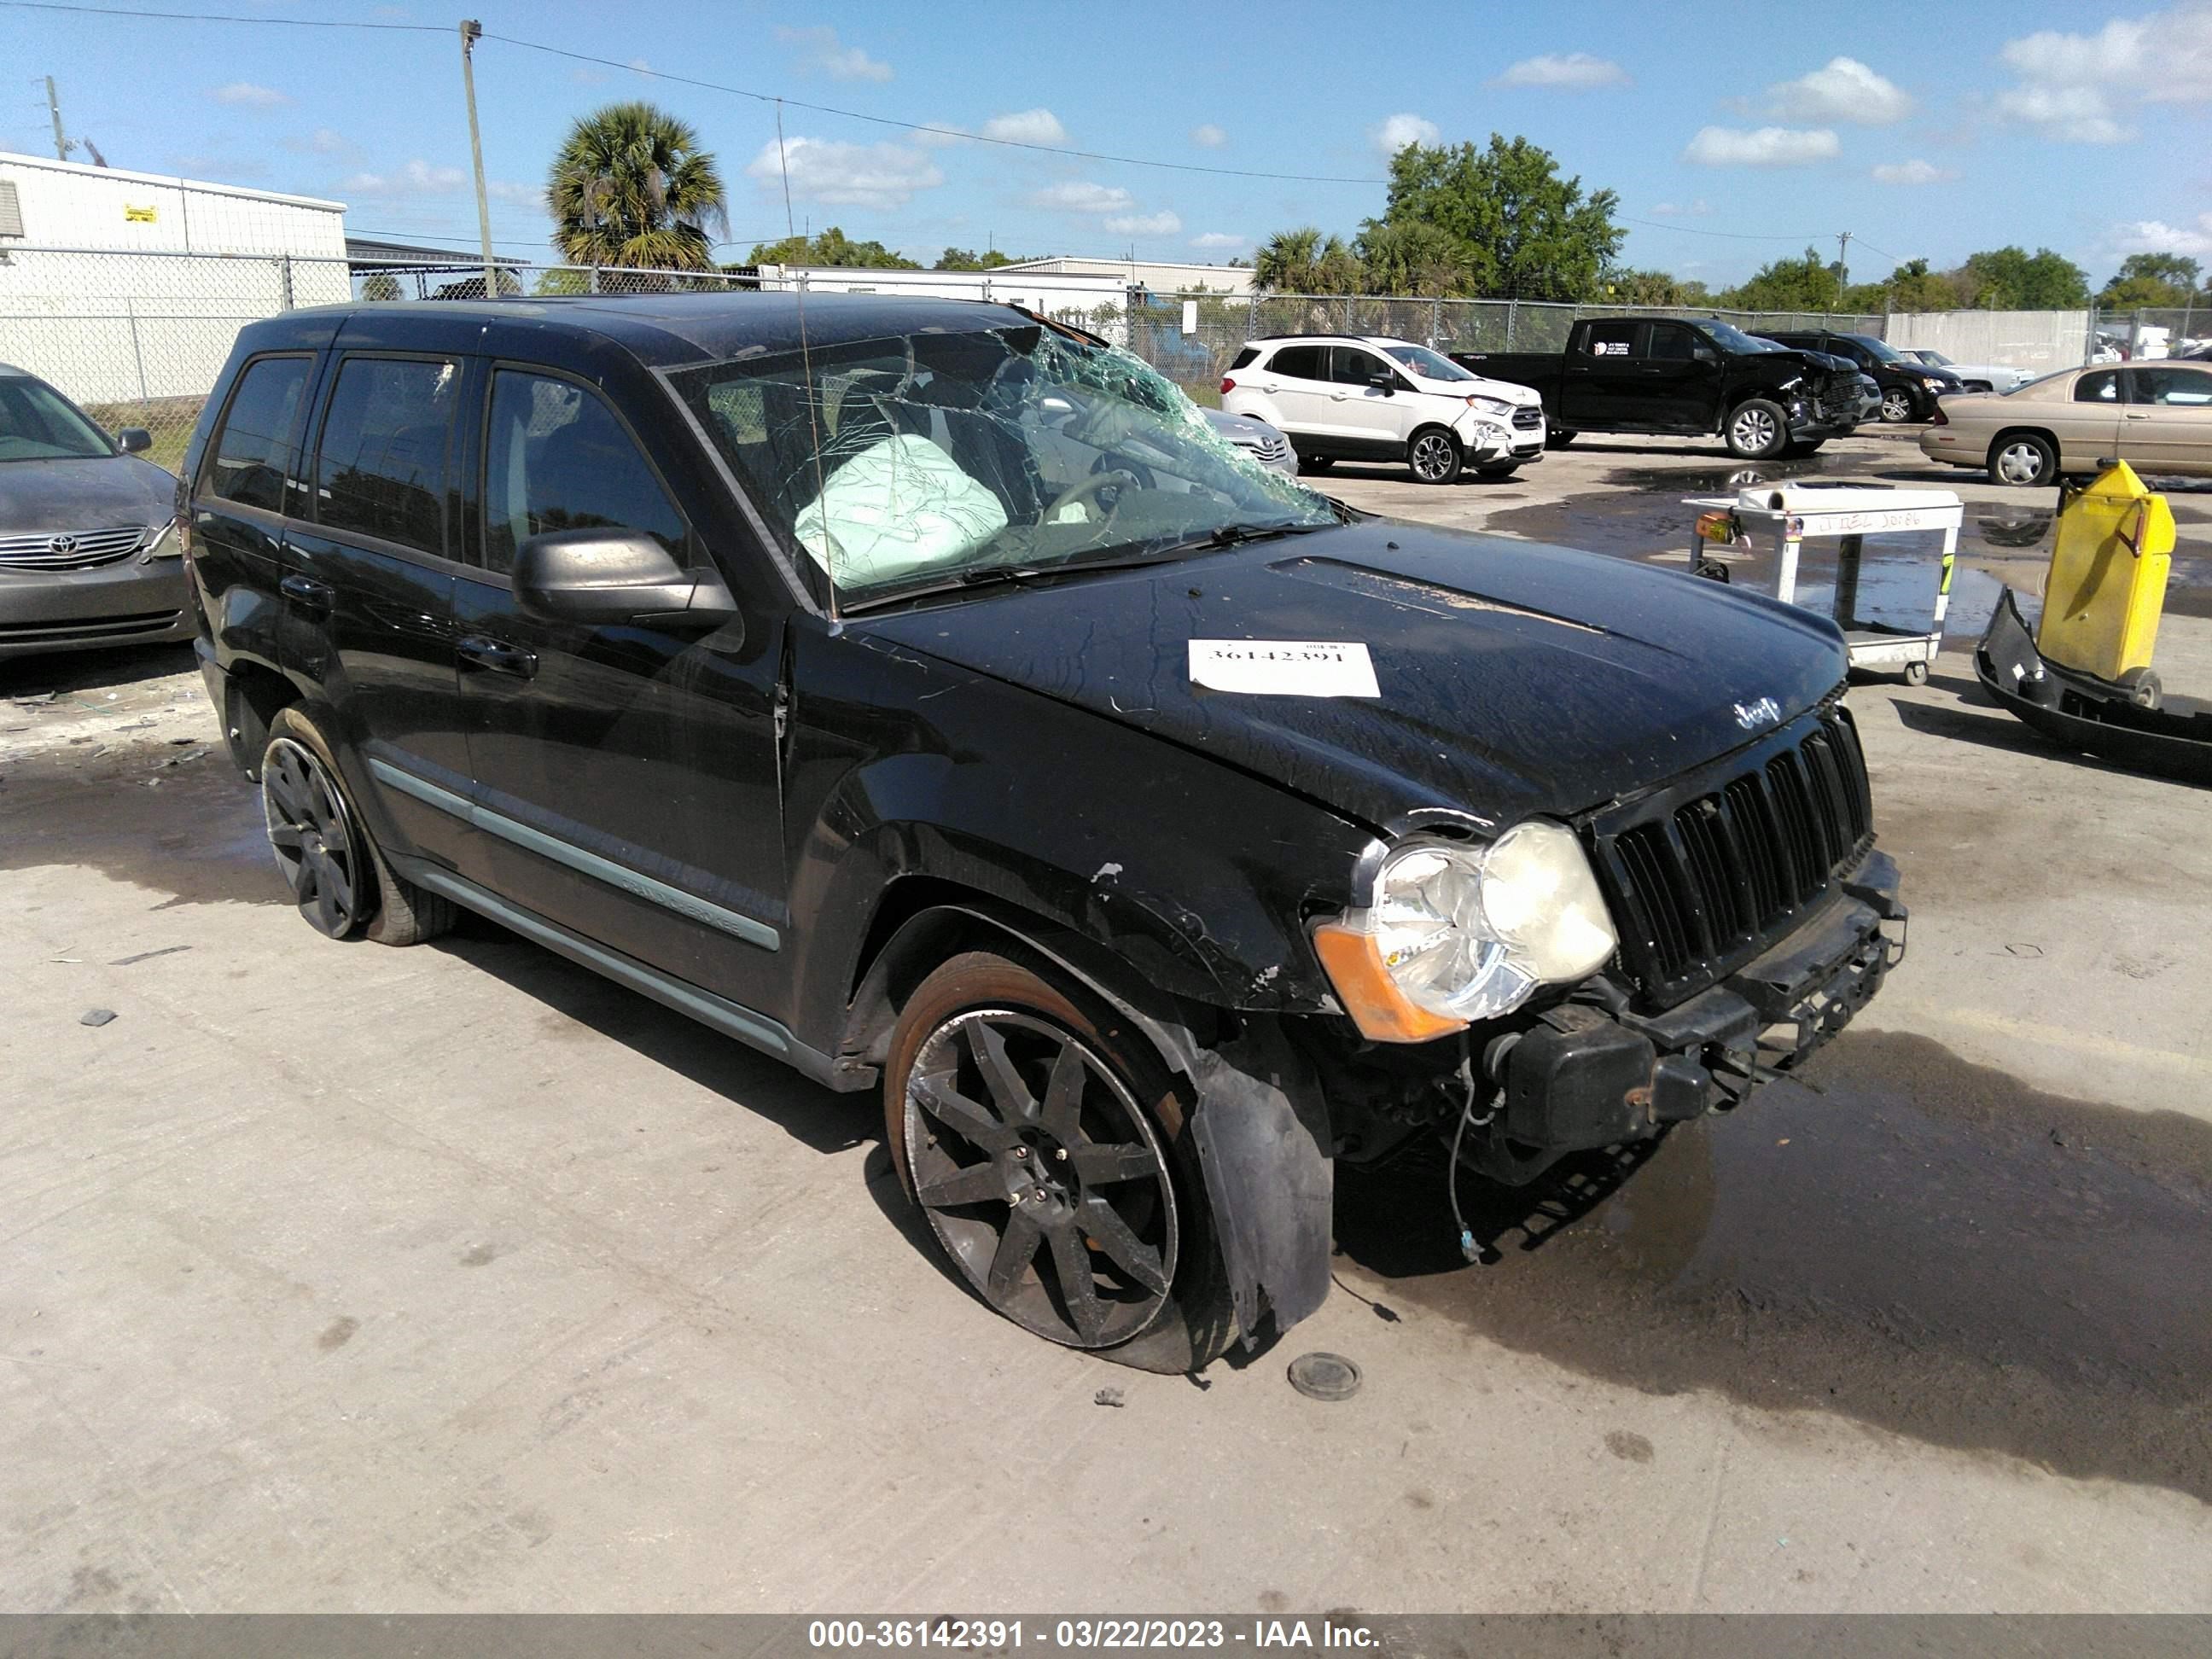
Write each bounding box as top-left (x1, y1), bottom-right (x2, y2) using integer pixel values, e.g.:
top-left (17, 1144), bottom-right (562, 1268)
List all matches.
top-left (144, 521), bottom-right (183, 559)
top-left (1312, 822), bottom-right (1619, 1042)
top-left (1921, 376), bottom-right (1947, 392)
top-left (1465, 394), bottom-right (1514, 418)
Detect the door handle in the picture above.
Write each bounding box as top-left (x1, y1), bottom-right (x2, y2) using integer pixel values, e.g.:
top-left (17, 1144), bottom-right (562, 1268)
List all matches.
top-left (457, 633), bottom-right (538, 678)
top-left (279, 573), bottom-right (334, 614)
top-left (2123, 412), bottom-right (2149, 420)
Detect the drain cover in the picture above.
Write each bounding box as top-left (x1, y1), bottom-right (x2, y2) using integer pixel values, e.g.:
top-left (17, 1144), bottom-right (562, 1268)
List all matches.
top-left (1286, 1351), bottom-right (1362, 1401)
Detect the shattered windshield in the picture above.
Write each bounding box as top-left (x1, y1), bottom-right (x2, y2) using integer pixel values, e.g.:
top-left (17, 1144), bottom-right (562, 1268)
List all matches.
top-left (1381, 343), bottom-right (1476, 382)
top-left (668, 323), bottom-right (1334, 606)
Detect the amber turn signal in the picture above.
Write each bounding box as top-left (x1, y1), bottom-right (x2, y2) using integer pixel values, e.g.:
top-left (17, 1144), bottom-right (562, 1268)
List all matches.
top-left (1311, 921), bottom-right (1468, 1045)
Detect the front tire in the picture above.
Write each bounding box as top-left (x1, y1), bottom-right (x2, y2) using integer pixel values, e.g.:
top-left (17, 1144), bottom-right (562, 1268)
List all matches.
top-left (1724, 399), bottom-right (1790, 461)
top-left (1988, 433), bottom-right (2058, 488)
top-left (1880, 389), bottom-right (1914, 423)
top-left (883, 950), bottom-right (1235, 1371)
top-left (259, 707), bottom-right (456, 946)
top-left (1406, 427), bottom-right (1464, 484)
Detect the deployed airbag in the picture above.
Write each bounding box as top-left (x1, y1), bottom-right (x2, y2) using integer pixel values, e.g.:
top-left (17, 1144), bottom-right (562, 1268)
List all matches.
top-left (792, 433), bottom-right (1009, 585)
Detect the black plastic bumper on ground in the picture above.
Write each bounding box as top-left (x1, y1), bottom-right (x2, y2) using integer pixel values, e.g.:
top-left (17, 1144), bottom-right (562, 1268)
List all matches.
top-left (1465, 848), bottom-right (1905, 1185)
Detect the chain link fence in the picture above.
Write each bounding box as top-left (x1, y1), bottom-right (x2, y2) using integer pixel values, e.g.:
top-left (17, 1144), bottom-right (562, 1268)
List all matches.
top-left (4, 242), bottom-right (2145, 475)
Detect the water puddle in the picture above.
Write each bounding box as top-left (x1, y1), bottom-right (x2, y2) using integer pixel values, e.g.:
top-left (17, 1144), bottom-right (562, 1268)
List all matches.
top-left (1335, 1029), bottom-right (2212, 1503)
top-left (0, 742), bottom-right (276, 908)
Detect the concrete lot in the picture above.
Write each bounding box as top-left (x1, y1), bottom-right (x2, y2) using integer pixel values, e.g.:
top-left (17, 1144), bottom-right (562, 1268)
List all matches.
top-left (3, 427), bottom-right (2209, 1613)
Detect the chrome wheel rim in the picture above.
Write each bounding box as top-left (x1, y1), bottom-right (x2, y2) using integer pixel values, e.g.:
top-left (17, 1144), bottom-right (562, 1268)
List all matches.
top-left (1881, 392), bottom-right (1911, 422)
top-left (1996, 441), bottom-right (2047, 486)
top-left (262, 736), bottom-right (364, 938)
top-left (1731, 407), bottom-right (1778, 453)
top-left (1409, 433), bottom-right (1456, 480)
top-left (904, 1009), bottom-right (1179, 1349)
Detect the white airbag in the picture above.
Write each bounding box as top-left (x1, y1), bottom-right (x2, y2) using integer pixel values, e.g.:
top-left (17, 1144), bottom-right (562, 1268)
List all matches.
top-left (792, 434), bottom-right (1009, 585)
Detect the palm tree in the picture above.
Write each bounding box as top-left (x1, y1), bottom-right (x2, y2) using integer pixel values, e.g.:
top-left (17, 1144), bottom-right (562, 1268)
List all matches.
top-left (548, 102), bottom-right (729, 271)
top-left (1254, 227), bottom-right (1322, 293)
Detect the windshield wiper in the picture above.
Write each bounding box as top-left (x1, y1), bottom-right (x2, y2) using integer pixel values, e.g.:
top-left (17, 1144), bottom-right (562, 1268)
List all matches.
top-left (1126, 520), bottom-right (1336, 562)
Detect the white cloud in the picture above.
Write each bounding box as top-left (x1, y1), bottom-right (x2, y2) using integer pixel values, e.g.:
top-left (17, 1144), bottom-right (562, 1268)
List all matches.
top-left (1104, 211), bottom-right (1181, 236)
top-left (1190, 230), bottom-right (1248, 250)
top-left (1371, 112), bottom-right (1441, 154)
top-left (1650, 199), bottom-right (1713, 217)
top-left (1765, 56), bottom-right (1912, 124)
top-left (982, 108), bottom-right (1067, 145)
top-left (282, 127), bottom-right (358, 158)
top-left (913, 123), bottom-right (970, 148)
top-left (774, 25), bottom-right (891, 83)
top-left (1996, 8), bottom-right (2212, 143)
top-left (1028, 179), bottom-right (1133, 213)
top-left (1871, 158), bottom-right (1955, 185)
top-left (341, 159), bottom-right (468, 196)
top-left (2110, 213), bottom-right (2212, 256)
top-left (1190, 123), bottom-right (1228, 148)
top-left (1682, 125), bottom-right (1840, 166)
top-left (1493, 53), bottom-right (1628, 90)
top-left (1994, 83), bottom-right (2130, 143)
top-left (212, 82), bottom-right (289, 108)
top-left (744, 137), bottom-right (944, 208)
top-left (486, 180), bottom-right (543, 206)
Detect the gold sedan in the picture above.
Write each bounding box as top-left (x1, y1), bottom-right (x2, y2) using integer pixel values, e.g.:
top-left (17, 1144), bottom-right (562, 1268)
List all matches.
top-left (1918, 361), bottom-right (2212, 486)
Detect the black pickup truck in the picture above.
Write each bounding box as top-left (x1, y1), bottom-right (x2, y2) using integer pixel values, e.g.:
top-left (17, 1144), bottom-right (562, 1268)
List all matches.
top-left (1454, 316), bottom-right (1871, 461)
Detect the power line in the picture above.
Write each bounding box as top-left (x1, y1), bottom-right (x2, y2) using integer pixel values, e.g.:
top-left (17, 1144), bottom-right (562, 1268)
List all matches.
top-left (1622, 215), bottom-right (1828, 242)
top-left (0, 0), bottom-right (1387, 186)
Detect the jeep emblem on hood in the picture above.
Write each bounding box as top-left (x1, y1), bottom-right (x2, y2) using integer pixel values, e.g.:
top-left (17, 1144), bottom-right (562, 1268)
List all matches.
top-left (1733, 696), bottom-right (1783, 731)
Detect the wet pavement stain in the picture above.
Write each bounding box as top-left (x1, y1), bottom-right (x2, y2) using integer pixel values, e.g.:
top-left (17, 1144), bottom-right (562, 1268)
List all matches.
top-left (0, 743), bottom-right (276, 909)
top-left (1335, 1028), bottom-right (2212, 1505)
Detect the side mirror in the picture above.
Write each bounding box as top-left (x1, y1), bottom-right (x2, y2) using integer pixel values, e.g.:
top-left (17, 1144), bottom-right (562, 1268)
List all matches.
top-left (512, 528), bottom-right (740, 632)
top-left (116, 428), bottom-right (152, 454)
top-left (1368, 373), bottom-right (1397, 394)
top-left (1692, 346), bottom-right (1717, 364)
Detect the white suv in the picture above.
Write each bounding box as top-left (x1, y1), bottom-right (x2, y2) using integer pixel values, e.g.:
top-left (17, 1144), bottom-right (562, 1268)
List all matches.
top-left (1220, 335), bottom-right (1545, 484)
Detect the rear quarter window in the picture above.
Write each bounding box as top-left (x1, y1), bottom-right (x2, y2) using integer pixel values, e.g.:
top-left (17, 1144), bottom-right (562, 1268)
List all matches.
top-left (1266, 345), bottom-right (1325, 380)
top-left (205, 356), bottom-right (311, 513)
top-left (1229, 346), bottom-right (1259, 370)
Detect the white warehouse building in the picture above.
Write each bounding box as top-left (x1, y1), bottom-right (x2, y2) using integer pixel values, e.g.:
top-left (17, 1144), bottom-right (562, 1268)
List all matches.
top-left (0, 150), bottom-right (350, 406)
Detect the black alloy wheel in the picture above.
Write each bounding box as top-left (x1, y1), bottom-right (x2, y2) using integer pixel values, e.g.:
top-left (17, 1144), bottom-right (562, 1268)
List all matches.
top-left (903, 1007), bottom-right (1180, 1349)
top-left (261, 736), bottom-right (367, 939)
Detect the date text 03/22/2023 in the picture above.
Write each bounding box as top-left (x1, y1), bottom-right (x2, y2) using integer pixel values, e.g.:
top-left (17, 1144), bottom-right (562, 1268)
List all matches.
top-left (805, 1619), bottom-right (1381, 1650)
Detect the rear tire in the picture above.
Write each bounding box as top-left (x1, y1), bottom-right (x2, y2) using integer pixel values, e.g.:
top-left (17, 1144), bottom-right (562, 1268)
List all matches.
top-left (1988, 432), bottom-right (2058, 488)
top-left (1406, 427), bottom-right (1464, 484)
top-left (260, 707), bottom-right (456, 946)
top-left (1724, 399), bottom-right (1790, 461)
top-left (883, 950), bottom-right (1236, 1371)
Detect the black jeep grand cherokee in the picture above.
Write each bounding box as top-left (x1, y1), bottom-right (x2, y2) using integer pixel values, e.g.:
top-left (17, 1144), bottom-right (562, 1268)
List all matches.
top-left (182, 295), bottom-right (1902, 1369)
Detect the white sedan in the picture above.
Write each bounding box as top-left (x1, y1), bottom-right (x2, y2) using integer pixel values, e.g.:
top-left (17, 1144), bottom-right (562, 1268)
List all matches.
top-left (1899, 348), bottom-right (2033, 393)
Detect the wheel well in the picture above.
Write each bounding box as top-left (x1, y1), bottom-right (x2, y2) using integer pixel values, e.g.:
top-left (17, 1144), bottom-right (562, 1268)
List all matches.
top-left (223, 660), bottom-right (300, 778)
top-left (1987, 426), bottom-right (2058, 461)
top-left (1406, 421), bottom-right (1459, 449)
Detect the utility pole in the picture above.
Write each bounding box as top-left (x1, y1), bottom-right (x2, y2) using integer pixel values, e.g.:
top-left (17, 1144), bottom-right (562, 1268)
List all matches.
top-left (1837, 230), bottom-right (1853, 297)
top-left (44, 75), bottom-right (67, 160)
top-left (458, 20), bottom-right (498, 301)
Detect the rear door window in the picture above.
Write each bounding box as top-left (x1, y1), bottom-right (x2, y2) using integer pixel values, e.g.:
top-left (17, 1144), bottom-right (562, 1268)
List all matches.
top-left (1580, 323), bottom-right (1640, 358)
top-left (206, 355), bottom-right (310, 514)
top-left (1646, 324), bottom-right (1699, 362)
top-left (314, 355), bottom-right (460, 555)
top-left (1266, 345), bottom-right (1325, 380)
top-left (481, 369), bottom-right (687, 575)
top-left (2075, 370), bottom-right (2122, 404)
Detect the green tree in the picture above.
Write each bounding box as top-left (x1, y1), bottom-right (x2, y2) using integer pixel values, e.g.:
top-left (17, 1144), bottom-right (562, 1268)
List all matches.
top-left (2098, 252), bottom-right (2203, 308)
top-left (1955, 246), bottom-right (2090, 309)
top-left (360, 271), bottom-right (402, 302)
top-left (1252, 227), bottom-right (1365, 294)
top-left (1356, 220), bottom-right (1470, 296)
top-left (934, 246), bottom-right (1032, 271)
top-left (1878, 258), bottom-right (1957, 312)
top-left (1363, 134), bottom-right (1623, 300)
top-left (1598, 268), bottom-right (1708, 306)
top-left (746, 226), bottom-right (919, 268)
top-left (1721, 247), bottom-right (1843, 311)
top-left (548, 102), bottom-right (727, 271)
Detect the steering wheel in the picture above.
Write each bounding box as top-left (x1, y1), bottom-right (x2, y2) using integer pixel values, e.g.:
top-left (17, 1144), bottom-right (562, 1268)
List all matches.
top-left (1039, 467), bottom-right (1139, 536)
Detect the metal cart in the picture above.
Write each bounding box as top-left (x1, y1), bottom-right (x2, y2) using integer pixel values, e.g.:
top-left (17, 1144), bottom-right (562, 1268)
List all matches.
top-left (1684, 485), bottom-right (1961, 684)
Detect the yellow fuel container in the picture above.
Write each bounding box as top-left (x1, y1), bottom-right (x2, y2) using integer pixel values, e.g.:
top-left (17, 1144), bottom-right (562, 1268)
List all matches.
top-left (2035, 460), bottom-right (2174, 684)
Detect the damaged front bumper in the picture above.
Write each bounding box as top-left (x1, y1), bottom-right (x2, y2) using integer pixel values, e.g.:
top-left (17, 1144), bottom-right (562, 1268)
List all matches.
top-left (1461, 847), bottom-right (1905, 1185)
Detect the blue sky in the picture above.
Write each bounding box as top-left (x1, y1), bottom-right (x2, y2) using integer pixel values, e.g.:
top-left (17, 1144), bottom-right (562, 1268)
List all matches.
top-left (7, 0), bottom-right (2211, 287)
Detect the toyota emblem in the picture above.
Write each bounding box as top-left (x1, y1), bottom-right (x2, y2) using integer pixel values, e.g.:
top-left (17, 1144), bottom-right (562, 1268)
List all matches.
top-left (47, 534), bottom-right (79, 556)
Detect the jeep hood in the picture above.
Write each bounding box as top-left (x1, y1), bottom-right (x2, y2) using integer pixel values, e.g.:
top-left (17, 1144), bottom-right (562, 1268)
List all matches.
top-left (859, 521), bottom-right (1848, 833)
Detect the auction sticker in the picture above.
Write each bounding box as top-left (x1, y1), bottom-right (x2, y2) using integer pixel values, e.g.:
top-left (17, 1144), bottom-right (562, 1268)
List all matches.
top-left (1188, 639), bottom-right (1379, 698)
